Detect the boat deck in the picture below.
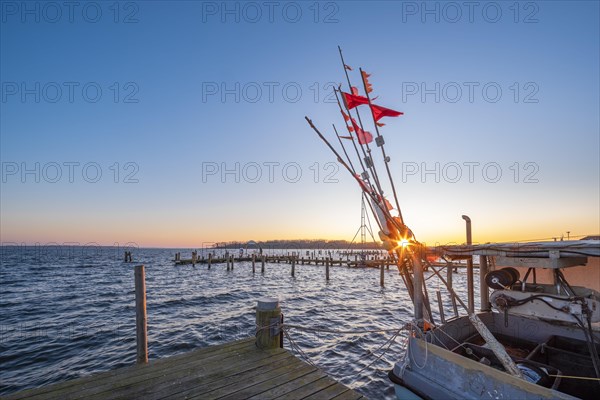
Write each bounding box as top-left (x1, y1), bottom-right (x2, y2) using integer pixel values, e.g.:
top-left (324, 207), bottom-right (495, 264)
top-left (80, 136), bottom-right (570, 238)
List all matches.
top-left (4, 338), bottom-right (364, 400)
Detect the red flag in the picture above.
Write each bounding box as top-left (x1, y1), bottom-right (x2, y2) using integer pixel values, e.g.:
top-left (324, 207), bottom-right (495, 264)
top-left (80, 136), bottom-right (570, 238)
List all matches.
top-left (347, 125), bottom-right (354, 132)
top-left (376, 122), bottom-right (386, 127)
top-left (384, 198), bottom-right (394, 211)
top-left (351, 118), bottom-right (373, 145)
top-left (340, 109), bottom-right (350, 122)
top-left (351, 86), bottom-right (359, 96)
top-left (344, 64), bottom-right (353, 71)
top-left (362, 71), bottom-right (373, 93)
top-left (340, 135), bottom-right (353, 140)
top-left (342, 92), bottom-right (369, 110)
top-left (370, 103), bottom-right (403, 121)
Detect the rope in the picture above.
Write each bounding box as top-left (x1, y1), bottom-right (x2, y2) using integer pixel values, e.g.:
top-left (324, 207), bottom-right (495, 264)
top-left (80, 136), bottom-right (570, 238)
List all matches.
top-left (283, 323), bottom-right (402, 335)
top-left (281, 321), bottom-right (413, 391)
top-left (548, 375), bottom-right (600, 381)
top-left (407, 323), bottom-right (429, 370)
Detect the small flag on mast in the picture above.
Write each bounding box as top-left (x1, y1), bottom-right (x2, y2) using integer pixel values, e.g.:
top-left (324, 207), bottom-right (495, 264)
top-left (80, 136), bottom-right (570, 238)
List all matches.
top-left (342, 91), bottom-right (369, 110)
top-left (344, 64), bottom-right (353, 71)
top-left (370, 103), bottom-right (403, 121)
top-left (351, 118), bottom-right (373, 145)
top-left (362, 70), bottom-right (373, 93)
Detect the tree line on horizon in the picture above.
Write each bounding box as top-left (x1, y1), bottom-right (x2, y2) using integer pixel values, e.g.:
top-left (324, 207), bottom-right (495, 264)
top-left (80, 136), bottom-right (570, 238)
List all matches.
top-left (212, 239), bottom-right (383, 250)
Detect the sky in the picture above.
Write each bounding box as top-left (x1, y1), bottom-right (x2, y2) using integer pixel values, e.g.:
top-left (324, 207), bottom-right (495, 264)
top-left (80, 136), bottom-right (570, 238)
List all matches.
top-left (1, 0), bottom-right (599, 248)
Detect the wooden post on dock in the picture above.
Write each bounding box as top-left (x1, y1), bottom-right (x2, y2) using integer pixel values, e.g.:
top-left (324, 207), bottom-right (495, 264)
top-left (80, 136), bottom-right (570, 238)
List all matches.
top-left (380, 263), bottom-right (384, 287)
top-left (208, 253), bottom-right (212, 269)
top-left (261, 255), bottom-right (265, 273)
top-left (134, 265), bottom-right (148, 364)
top-left (326, 257), bottom-right (330, 281)
top-left (252, 254), bottom-right (256, 274)
top-left (255, 297), bottom-right (281, 350)
top-left (291, 256), bottom-right (295, 277)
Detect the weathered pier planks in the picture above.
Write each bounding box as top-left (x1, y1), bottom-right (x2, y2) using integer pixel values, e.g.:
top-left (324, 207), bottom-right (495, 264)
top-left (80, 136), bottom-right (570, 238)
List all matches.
top-left (4, 338), bottom-right (365, 400)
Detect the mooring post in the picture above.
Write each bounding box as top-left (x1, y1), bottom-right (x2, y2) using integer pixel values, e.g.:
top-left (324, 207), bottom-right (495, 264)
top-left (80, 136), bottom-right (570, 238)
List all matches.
top-left (192, 251), bottom-right (197, 267)
top-left (134, 265), bottom-right (148, 364)
top-left (230, 255), bottom-right (234, 270)
top-left (380, 263), bottom-right (385, 287)
top-left (255, 297), bottom-right (281, 350)
top-left (208, 253), bottom-right (212, 269)
top-left (291, 256), bottom-right (295, 277)
top-left (326, 257), bottom-right (330, 281)
top-left (462, 215), bottom-right (475, 313)
top-left (261, 255), bottom-right (265, 273)
top-left (252, 254), bottom-right (256, 273)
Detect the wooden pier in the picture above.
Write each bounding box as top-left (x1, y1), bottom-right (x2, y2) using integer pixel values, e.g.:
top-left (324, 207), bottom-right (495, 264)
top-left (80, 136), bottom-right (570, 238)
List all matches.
top-left (4, 338), bottom-right (364, 400)
top-left (173, 254), bottom-right (394, 269)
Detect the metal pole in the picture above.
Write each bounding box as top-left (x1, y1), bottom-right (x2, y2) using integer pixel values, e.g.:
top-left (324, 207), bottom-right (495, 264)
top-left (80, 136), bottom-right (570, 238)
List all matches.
top-left (359, 67), bottom-right (404, 223)
top-left (462, 215), bottom-right (474, 313)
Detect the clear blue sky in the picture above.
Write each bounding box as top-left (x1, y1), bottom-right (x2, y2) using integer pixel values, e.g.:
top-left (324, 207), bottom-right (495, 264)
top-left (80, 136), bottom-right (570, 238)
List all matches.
top-left (1, 1), bottom-right (599, 247)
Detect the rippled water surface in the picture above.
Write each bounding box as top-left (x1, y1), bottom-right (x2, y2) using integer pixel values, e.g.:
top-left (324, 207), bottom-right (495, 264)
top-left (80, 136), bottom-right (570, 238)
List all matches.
top-left (0, 247), bottom-right (477, 398)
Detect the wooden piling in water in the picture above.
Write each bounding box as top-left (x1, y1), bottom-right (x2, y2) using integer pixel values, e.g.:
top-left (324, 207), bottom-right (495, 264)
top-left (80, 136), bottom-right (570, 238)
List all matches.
top-left (261, 255), bottom-right (265, 273)
top-left (252, 254), bottom-right (256, 273)
top-left (134, 265), bottom-right (148, 364)
top-left (230, 255), bottom-right (234, 270)
top-left (291, 256), bottom-right (295, 277)
top-left (380, 263), bottom-right (384, 287)
top-left (208, 253), bottom-right (212, 269)
top-left (437, 290), bottom-right (446, 324)
top-left (326, 257), bottom-right (330, 281)
top-left (255, 298), bottom-right (281, 350)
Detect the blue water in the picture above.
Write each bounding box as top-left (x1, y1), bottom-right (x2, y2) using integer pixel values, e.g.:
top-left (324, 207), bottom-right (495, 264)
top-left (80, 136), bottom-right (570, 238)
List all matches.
top-left (0, 246), bottom-right (476, 399)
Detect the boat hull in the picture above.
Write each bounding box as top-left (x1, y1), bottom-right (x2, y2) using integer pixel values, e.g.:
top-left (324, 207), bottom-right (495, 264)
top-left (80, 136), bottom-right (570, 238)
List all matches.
top-left (391, 312), bottom-right (593, 400)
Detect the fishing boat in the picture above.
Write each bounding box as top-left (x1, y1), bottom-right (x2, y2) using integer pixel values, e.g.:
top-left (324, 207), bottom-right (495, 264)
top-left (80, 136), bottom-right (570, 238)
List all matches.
top-left (389, 240), bottom-right (600, 400)
top-left (305, 47), bottom-right (600, 399)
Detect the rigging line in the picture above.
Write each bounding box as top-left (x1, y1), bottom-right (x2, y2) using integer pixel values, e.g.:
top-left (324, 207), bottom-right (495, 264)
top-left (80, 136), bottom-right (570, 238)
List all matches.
top-left (352, 330), bottom-right (402, 378)
top-left (333, 87), bottom-right (384, 196)
top-left (336, 48), bottom-right (386, 198)
top-left (283, 324), bottom-right (404, 335)
top-left (332, 124), bottom-right (356, 175)
top-left (359, 67), bottom-right (404, 223)
top-left (362, 193), bottom-right (379, 242)
top-left (305, 117), bottom-right (405, 237)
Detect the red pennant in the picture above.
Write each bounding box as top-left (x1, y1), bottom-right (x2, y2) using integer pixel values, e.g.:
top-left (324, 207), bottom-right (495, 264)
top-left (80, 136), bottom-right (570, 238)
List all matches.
top-left (351, 118), bottom-right (373, 145)
top-left (370, 103), bottom-right (403, 121)
top-left (362, 71), bottom-right (373, 93)
top-left (376, 122), bottom-right (386, 127)
top-left (351, 86), bottom-right (359, 96)
top-left (340, 109), bottom-right (350, 122)
top-left (342, 92), bottom-right (369, 110)
top-left (340, 135), bottom-right (353, 140)
top-left (344, 64), bottom-right (353, 71)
